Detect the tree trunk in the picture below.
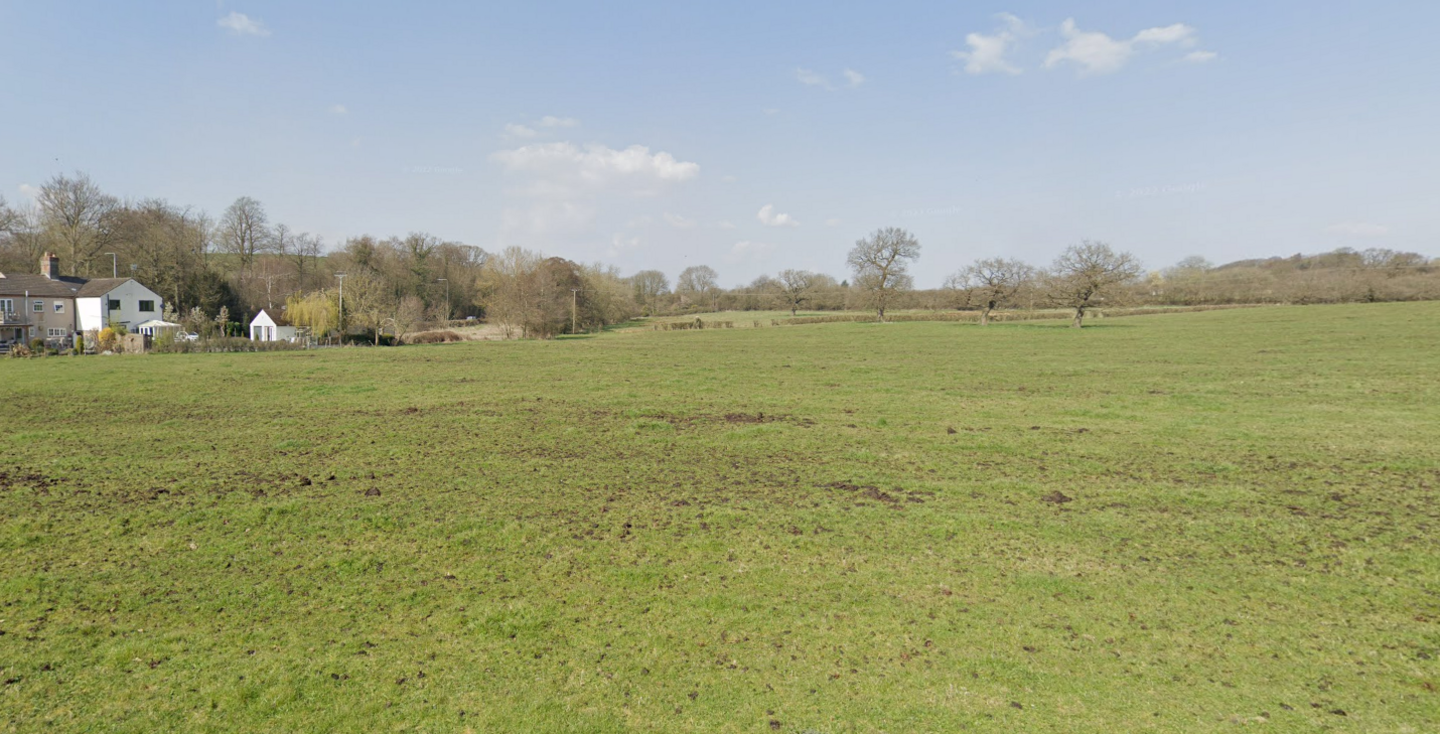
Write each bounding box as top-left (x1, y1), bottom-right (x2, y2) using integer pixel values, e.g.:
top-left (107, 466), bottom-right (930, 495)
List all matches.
top-left (980, 304), bottom-right (992, 326)
top-left (791, 307), bottom-right (797, 317)
top-left (1072, 306), bottom-right (1085, 328)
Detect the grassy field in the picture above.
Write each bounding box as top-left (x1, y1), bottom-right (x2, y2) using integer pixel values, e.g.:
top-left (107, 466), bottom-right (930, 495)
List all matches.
top-left (2, 303), bottom-right (1438, 732)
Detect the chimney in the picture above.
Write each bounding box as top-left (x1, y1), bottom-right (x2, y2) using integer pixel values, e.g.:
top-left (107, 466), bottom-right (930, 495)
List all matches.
top-left (40, 252), bottom-right (60, 280)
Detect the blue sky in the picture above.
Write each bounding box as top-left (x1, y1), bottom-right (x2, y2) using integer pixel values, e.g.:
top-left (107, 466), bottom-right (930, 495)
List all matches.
top-left (2, 1), bottom-right (1437, 286)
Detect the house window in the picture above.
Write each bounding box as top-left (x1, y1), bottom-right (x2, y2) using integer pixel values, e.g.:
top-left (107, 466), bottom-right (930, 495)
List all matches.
top-left (138, 300), bottom-right (155, 312)
top-left (48, 328), bottom-right (66, 337)
top-left (107, 299), bottom-right (120, 310)
top-left (33, 301), bottom-right (43, 312)
top-left (0, 299), bottom-right (11, 313)
top-left (54, 302), bottom-right (65, 313)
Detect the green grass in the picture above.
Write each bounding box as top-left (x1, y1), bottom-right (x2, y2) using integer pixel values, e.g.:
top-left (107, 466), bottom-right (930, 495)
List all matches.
top-left (2, 302), bottom-right (1438, 732)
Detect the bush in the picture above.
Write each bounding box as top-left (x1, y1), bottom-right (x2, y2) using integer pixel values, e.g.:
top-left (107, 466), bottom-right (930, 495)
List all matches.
top-left (153, 337), bottom-right (305, 354)
top-left (406, 330), bottom-right (466, 344)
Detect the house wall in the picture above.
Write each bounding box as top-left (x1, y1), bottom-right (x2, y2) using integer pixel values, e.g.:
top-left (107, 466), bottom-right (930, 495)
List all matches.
top-left (0, 295), bottom-right (77, 341)
top-left (78, 281), bottom-right (165, 332)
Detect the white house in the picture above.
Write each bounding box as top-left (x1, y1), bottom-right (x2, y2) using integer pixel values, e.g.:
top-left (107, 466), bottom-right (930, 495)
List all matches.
top-left (76, 278), bottom-right (166, 333)
top-left (249, 308), bottom-right (297, 342)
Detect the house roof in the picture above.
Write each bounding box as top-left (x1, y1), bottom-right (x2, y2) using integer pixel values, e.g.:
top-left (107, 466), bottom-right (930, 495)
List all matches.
top-left (75, 278), bottom-right (135, 297)
top-left (253, 307), bottom-right (293, 326)
top-left (0, 273), bottom-right (84, 298)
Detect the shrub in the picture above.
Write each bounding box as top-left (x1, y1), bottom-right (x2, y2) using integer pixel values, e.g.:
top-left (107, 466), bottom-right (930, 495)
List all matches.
top-left (406, 330), bottom-right (466, 344)
top-left (97, 327), bottom-right (118, 352)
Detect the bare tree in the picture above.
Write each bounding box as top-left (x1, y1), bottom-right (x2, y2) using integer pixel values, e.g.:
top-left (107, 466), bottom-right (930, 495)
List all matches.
top-left (777, 269), bottom-right (819, 316)
top-left (954, 258), bottom-right (1034, 325)
top-left (36, 172), bottom-right (118, 276)
top-left (847, 227), bottom-right (921, 321)
top-left (217, 196), bottom-right (271, 273)
top-left (677, 265), bottom-right (719, 311)
top-left (388, 295), bottom-right (427, 342)
top-left (630, 269), bottom-right (670, 312)
top-left (1046, 241), bottom-right (1142, 328)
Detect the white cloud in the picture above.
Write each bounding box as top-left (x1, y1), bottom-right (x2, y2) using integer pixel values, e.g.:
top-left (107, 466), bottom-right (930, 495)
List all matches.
top-left (795, 68), bottom-right (831, 89)
top-left (492, 142), bottom-right (700, 189)
top-left (606, 233), bottom-right (641, 257)
top-left (951, 13), bottom-right (1029, 75)
top-left (663, 212), bottom-right (696, 229)
top-left (795, 67), bottom-right (864, 91)
top-left (726, 240), bottom-right (776, 263)
top-left (218, 11), bottom-right (270, 37)
top-left (824, 218), bottom-right (841, 227)
top-left (1327, 222), bottom-right (1390, 237)
top-left (539, 116), bottom-right (580, 128)
top-left (626, 214), bottom-right (655, 228)
top-left (762, 108), bottom-right (780, 116)
top-left (1184, 50), bottom-right (1219, 63)
top-left (329, 104), bottom-right (348, 115)
top-left (757, 204), bottom-right (799, 228)
top-left (1134, 24), bottom-right (1197, 46)
top-left (494, 142), bottom-right (699, 245)
top-left (504, 123), bottom-right (538, 139)
top-left (500, 201), bottom-right (597, 238)
top-left (1045, 19), bottom-right (1199, 76)
top-left (721, 175), bottom-right (738, 183)
top-left (717, 220), bottom-right (737, 230)
top-left (17, 184), bottom-right (39, 201)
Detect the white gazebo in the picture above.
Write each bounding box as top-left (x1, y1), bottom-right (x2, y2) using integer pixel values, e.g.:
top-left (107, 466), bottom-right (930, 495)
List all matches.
top-left (249, 308), bottom-right (297, 342)
top-left (134, 319), bottom-right (181, 337)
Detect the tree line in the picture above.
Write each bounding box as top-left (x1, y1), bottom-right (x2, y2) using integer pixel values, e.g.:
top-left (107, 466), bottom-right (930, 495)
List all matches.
top-left (1, 171), bottom-right (1435, 339)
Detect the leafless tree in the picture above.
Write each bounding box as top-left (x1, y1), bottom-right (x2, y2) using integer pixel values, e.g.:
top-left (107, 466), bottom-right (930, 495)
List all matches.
top-left (953, 258), bottom-right (1034, 325)
top-left (36, 172), bottom-right (118, 276)
top-left (677, 265), bottom-right (719, 310)
top-left (388, 295), bottom-right (427, 342)
top-left (1046, 241), bottom-right (1142, 327)
top-left (218, 196), bottom-right (271, 273)
top-left (630, 270), bottom-right (670, 312)
top-left (777, 269), bottom-right (820, 316)
top-left (847, 227), bottom-right (921, 321)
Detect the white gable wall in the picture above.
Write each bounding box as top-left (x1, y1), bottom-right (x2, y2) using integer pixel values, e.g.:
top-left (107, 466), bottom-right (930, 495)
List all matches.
top-left (77, 280), bottom-right (165, 332)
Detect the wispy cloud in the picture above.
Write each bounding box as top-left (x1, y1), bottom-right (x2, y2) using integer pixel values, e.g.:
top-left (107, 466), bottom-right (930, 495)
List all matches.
top-left (218, 11), bottom-right (270, 37)
top-left (607, 233), bottom-right (641, 257)
top-left (17, 184), bottom-right (39, 201)
top-left (493, 142), bottom-right (699, 187)
top-left (824, 218), bottom-right (841, 227)
top-left (951, 13), bottom-right (1029, 75)
top-left (493, 142), bottom-right (699, 243)
top-left (538, 116), bottom-right (580, 128)
top-left (1184, 50), bottom-right (1219, 63)
top-left (663, 212), bottom-right (697, 229)
top-left (757, 204), bottom-right (799, 228)
top-left (726, 240), bottom-right (776, 263)
top-left (1326, 222), bottom-right (1390, 237)
top-left (1045, 19), bottom-right (1197, 76)
top-left (504, 123), bottom-right (538, 139)
top-left (329, 104), bottom-right (348, 115)
top-left (795, 67), bottom-right (865, 91)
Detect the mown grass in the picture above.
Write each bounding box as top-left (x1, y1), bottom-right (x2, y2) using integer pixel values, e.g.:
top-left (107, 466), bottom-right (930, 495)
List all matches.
top-left (1, 302), bottom-right (1438, 732)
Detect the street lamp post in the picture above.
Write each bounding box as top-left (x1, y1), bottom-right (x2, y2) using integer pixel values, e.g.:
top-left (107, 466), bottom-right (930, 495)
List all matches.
top-left (104, 253), bottom-right (117, 278)
top-left (570, 288), bottom-right (581, 335)
top-left (335, 272), bottom-right (347, 342)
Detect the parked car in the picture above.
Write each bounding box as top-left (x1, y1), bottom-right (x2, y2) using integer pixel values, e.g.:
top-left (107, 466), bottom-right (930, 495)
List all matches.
top-left (178, 332), bottom-right (199, 342)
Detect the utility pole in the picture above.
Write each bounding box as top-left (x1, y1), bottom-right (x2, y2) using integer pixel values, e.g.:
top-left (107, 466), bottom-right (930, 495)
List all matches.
top-left (570, 288), bottom-right (581, 335)
top-left (335, 272), bottom-right (347, 342)
top-left (436, 278), bottom-right (449, 321)
top-left (105, 252), bottom-right (117, 278)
